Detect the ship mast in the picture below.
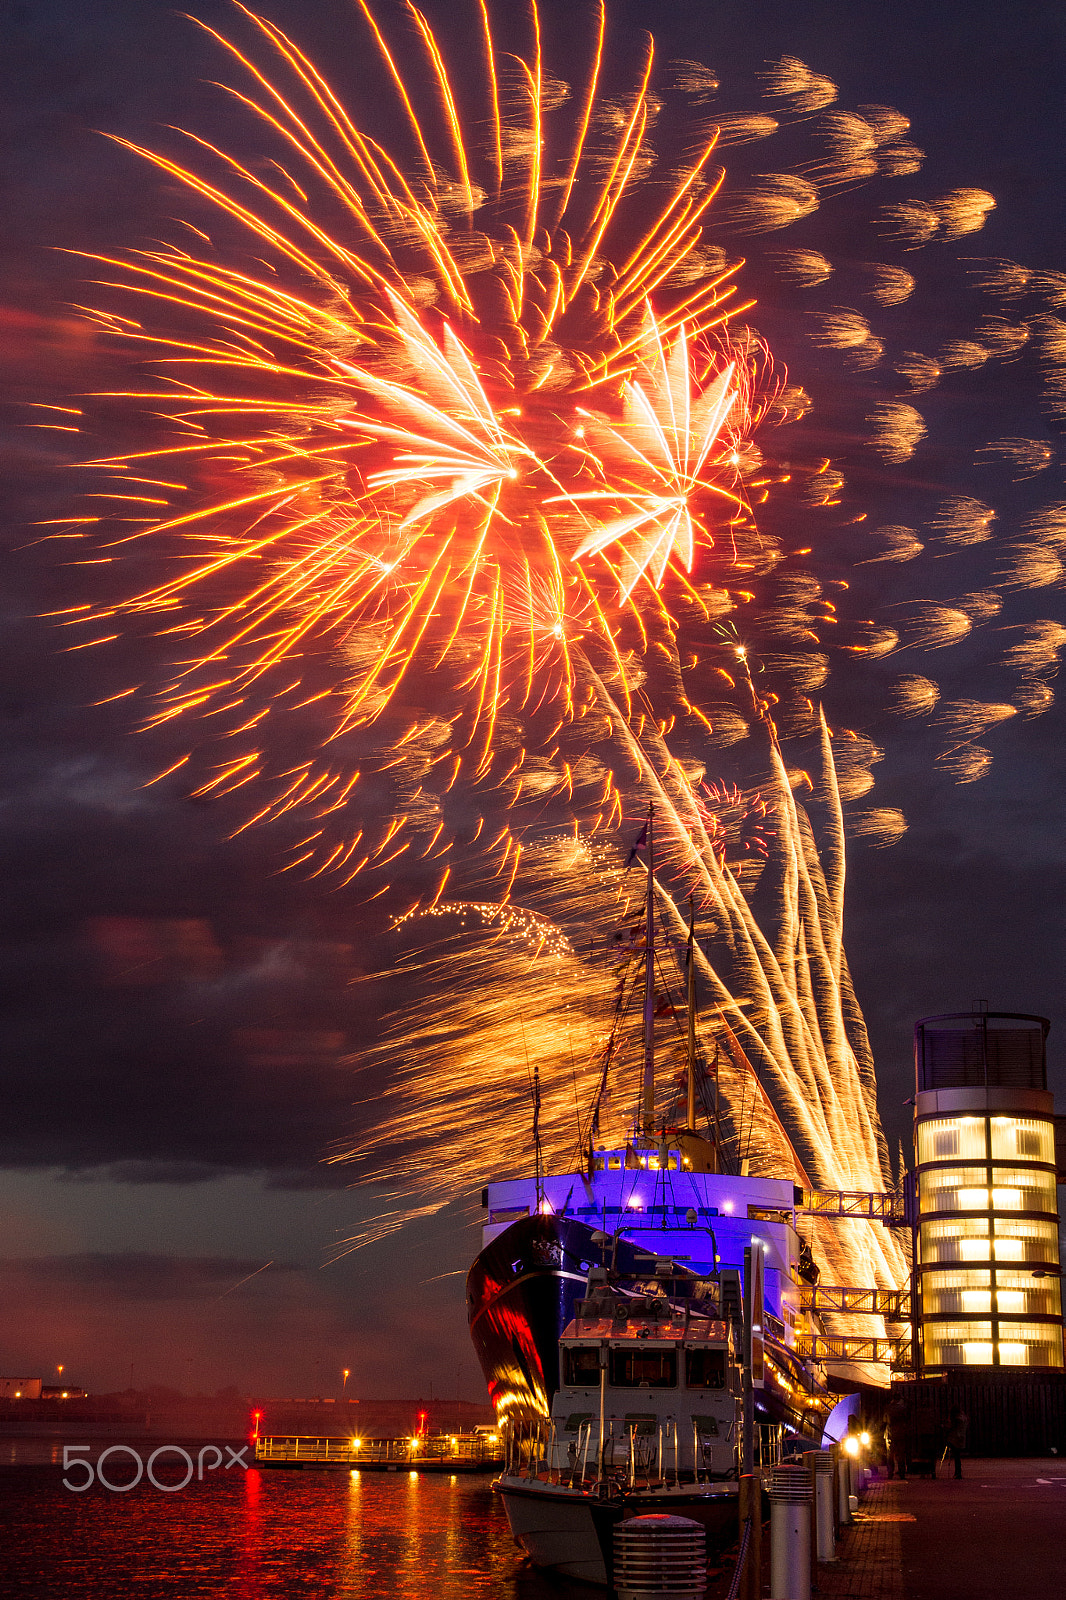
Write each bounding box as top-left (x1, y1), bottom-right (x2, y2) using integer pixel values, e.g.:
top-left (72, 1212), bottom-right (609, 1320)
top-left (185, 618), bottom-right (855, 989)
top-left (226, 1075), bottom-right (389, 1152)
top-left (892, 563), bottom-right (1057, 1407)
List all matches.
top-left (686, 898), bottom-right (697, 1133)
top-left (641, 804), bottom-right (655, 1139)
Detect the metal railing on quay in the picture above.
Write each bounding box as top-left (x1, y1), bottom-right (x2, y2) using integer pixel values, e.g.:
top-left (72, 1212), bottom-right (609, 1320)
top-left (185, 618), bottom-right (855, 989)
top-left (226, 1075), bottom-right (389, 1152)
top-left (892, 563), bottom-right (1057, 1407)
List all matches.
top-left (255, 1432), bottom-right (501, 1468)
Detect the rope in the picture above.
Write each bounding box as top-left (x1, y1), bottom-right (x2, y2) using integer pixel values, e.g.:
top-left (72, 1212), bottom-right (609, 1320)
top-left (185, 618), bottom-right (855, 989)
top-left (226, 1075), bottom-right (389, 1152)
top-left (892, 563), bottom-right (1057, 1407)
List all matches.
top-left (726, 1515), bottom-right (753, 1600)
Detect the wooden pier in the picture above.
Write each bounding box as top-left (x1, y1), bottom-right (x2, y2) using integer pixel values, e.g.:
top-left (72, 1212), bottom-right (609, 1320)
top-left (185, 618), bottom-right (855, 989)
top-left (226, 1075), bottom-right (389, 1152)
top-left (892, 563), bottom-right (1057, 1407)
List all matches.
top-left (254, 1430), bottom-right (504, 1473)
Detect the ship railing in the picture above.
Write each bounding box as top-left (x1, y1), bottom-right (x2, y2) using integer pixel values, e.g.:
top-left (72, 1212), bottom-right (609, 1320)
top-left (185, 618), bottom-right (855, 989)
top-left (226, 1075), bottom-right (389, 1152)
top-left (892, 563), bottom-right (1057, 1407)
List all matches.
top-left (565, 1418), bottom-right (591, 1486)
top-left (755, 1423), bottom-right (783, 1469)
top-left (526, 1413), bottom-right (745, 1488)
top-left (515, 1413), bottom-right (724, 1489)
top-left (626, 1422), bottom-right (661, 1487)
top-left (507, 1417), bottom-right (559, 1482)
top-left (557, 1415), bottom-right (605, 1487)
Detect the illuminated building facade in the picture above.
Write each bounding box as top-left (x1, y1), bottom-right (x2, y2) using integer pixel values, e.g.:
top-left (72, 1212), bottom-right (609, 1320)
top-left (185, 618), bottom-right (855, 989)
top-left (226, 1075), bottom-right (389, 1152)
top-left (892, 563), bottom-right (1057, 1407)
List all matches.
top-left (914, 1012), bottom-right (1064, 1372)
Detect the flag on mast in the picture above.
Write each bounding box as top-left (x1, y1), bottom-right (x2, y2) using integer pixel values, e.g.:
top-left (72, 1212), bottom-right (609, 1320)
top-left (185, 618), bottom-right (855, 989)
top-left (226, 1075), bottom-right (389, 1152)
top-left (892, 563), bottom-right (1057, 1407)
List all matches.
top-left (625, 822), bottom-right (648, 868)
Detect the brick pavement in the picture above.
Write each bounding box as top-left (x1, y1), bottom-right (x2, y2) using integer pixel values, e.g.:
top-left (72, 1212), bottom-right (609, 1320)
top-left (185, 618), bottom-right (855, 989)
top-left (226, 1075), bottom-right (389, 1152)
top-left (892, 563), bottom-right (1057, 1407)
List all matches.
top-left (711, 1457), bottom-right (1066, 1600)
top-left (814, 1459), bottom-right (1066, 1600)
top-left (816, 1473), bottom-right (907, 1600)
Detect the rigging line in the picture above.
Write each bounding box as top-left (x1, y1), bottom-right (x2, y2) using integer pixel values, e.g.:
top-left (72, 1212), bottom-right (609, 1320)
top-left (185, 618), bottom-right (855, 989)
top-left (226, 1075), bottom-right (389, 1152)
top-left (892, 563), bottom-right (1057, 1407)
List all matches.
top-left (573, 943), bottom-right (635, 1164)
top-left (619, 1161), bottom-right (643, 1215)
top-left (702, 1038), bottom-right (732, 1172)
top-left (568, 1036), bottom-right (584, 1147)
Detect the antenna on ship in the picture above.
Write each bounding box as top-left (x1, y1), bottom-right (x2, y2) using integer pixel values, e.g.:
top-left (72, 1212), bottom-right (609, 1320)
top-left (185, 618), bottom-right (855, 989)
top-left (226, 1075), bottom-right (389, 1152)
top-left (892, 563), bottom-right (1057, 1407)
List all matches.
top-left (686, 897), bottom-right (697, 1135)
top-left (521, 1019), bottom-right (543, 1210)
top-left (533, 1057), bottom-right (543, 1210)
top-left (679, 899), bottom-right (726, 1174)
top-left (641, 802), bottom-right (655, 1140)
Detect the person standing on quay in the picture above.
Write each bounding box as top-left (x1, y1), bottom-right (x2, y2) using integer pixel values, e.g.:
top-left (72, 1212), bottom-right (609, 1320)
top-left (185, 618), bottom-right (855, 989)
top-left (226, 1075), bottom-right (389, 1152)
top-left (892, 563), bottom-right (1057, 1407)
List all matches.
top-left (887, 1394), bottom-right (910, 1480)
top-left (946, 1406), bottom-right (968, 1479)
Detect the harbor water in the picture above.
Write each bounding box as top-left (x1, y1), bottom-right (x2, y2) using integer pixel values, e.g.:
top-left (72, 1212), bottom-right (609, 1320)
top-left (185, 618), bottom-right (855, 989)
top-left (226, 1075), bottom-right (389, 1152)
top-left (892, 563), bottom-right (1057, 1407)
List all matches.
top-left (0, 1440), bottom-right (586, 1599)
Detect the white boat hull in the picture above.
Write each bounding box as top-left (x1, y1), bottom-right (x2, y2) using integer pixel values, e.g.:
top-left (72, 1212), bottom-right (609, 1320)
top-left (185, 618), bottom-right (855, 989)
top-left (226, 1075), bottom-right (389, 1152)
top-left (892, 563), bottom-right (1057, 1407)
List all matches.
top-left (497, 1473), bottom-right (738, 1587)
top-left (499, 1477), bottom-right (608, 1584)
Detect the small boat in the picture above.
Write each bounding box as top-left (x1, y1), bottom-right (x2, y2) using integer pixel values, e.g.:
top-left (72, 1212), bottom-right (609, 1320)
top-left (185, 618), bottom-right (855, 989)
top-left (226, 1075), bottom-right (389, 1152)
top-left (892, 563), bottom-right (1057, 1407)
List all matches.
top-left (494, 1264), bottom-right (742, 1586)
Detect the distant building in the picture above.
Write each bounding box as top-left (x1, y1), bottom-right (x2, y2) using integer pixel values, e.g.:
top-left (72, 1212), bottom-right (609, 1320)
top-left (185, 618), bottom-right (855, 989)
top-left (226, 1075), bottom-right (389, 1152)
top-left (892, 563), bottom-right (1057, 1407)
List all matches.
top-left (40, 1386), bottom-right (88, 1399)
top-left (913, 1010), bottom-right (1064, 1372)
top-left (0, 1378), bottom-right (42, 1399)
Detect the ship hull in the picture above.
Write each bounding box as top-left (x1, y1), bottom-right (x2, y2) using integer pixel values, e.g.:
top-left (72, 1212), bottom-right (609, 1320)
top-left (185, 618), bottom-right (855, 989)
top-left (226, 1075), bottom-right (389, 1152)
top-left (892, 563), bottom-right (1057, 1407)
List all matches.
top-left (497, 1476), bottom-right (738, 1586)
top-left (466, 1213), bottom-right (613, 1421)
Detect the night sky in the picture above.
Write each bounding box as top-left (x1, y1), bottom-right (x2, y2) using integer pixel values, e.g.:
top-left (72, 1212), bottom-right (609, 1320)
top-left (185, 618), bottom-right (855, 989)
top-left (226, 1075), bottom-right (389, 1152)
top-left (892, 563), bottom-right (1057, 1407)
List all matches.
top-left (1, 0), bottom-right (1065, 1400)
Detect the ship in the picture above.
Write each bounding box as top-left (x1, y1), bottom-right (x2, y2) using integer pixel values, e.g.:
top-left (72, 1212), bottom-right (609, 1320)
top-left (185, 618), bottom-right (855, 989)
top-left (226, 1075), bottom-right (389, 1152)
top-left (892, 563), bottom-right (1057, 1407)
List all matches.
top-left (466, 811), bottom-right (844, 1579)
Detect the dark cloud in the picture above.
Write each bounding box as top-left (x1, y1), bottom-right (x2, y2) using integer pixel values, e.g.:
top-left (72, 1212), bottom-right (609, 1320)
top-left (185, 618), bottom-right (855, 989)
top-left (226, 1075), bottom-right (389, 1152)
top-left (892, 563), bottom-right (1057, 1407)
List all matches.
top-left (0, 1251), bottom-right (301, 1300)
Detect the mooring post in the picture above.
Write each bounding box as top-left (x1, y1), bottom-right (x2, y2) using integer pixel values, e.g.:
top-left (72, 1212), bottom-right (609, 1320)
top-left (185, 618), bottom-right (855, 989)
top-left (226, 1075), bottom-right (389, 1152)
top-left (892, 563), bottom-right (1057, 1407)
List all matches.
top-left (834, 1442), bottom-right (852, 1527)
top-left (811, 1449), bottom-right (837, 1562)
top-left (768, 1464), bottom-right (812, 1600)
top-left (801, 1452), bottom-right (818, 1587)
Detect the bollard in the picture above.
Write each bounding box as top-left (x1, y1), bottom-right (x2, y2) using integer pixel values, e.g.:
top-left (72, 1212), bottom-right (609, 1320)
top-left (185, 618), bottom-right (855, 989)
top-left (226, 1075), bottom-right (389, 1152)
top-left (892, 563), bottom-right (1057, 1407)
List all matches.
top-left (613, 1514), bottom-right (706, 1600)
top-left (768, 1465), bottom-right (812, 1600)
top-left (835, 1444), bottom-right (852, 1528)
top-left (800, 1452), bottom-right (817, 1591)
top-left (811, 1450), bottom-right (837, 1562)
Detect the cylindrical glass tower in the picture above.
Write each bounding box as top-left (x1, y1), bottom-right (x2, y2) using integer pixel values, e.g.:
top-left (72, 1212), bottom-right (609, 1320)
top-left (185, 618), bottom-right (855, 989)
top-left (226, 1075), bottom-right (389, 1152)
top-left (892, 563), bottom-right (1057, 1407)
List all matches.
top-left (913, 1011), bottom-right (1063, 1372)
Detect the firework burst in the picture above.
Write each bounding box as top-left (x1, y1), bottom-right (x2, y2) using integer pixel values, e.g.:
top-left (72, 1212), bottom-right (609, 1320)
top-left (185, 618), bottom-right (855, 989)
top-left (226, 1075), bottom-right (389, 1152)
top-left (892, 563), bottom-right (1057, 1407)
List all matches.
top-left (54, 0), bottom-right (788, 894)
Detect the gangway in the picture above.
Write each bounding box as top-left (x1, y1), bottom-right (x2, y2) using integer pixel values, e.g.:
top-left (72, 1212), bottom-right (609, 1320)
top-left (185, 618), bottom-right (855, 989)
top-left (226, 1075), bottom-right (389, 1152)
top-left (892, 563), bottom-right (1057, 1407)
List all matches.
top-left (794, 1333), bottom-right (911, 1366)
top-left (796, 1187), bottom-right (905, 1223)
top-left (799, 1284), bottom-right (910, 1319)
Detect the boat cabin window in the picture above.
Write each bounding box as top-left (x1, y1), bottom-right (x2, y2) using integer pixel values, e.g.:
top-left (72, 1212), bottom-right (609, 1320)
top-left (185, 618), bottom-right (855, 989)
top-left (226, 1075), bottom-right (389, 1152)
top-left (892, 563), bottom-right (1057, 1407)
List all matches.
top-left (685, 1348), bottom-right (727, 1389)
top-left (692, 1413), bottom-right (720, 1436)
top-left (563, 1346), bottom-right (601, 1387)
top-left (609, 1348), bottom-right (677, 1388)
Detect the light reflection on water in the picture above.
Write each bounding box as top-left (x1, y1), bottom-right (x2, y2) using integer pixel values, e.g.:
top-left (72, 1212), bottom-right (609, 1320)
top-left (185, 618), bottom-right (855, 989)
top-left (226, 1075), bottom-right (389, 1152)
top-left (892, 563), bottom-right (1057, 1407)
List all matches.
top-left (0, 1447), bottom-right (593, 1599)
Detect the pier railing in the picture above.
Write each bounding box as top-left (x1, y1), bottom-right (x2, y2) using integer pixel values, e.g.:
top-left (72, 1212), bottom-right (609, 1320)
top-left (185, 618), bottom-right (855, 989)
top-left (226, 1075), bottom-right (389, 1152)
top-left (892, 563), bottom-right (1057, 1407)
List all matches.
top-left (255, 1432), bottom-right (502, 1468)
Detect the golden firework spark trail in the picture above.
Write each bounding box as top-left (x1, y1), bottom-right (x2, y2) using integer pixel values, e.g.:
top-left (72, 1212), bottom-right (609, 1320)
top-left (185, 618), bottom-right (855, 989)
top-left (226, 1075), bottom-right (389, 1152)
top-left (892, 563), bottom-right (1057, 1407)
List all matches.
top-left (340, 715), bottom-right (907, 1302)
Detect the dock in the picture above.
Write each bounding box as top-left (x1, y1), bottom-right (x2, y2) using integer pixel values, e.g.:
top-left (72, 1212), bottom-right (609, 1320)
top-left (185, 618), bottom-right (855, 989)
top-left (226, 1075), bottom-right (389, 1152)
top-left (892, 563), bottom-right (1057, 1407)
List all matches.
top-left (254, 1430), bottom-right (504, 1473)
top-left (786, 1459), bottom-right (1065, 1600)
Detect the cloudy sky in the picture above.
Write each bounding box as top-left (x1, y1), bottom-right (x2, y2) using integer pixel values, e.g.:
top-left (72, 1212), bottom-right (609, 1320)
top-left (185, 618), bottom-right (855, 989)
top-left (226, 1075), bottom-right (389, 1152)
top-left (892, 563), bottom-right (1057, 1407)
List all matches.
top-left (1, 0), bottom-right (1064, 1399)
